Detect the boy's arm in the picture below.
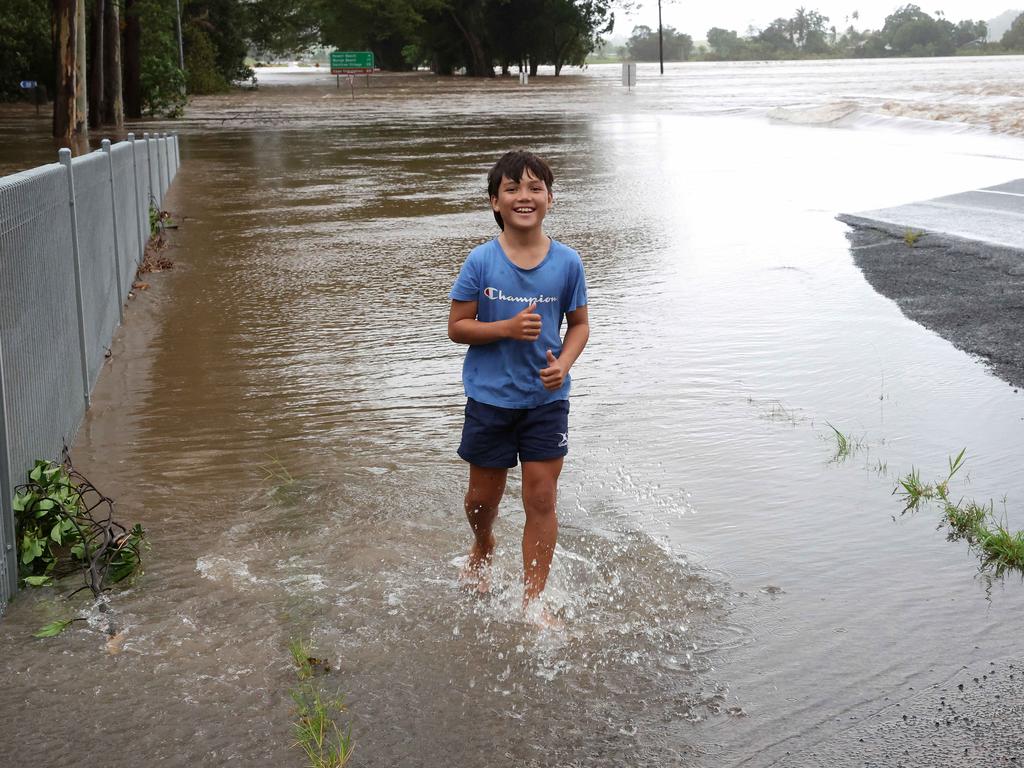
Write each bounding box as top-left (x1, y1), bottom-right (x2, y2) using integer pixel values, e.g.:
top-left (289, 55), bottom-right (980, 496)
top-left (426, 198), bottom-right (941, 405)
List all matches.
top-left (540, 305), bottom-right (590, 391)
top-left (448, 300), bottom-right (542, 345)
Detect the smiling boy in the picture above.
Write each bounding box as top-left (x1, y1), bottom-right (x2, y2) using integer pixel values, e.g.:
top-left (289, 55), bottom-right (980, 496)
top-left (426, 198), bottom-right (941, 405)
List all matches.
top-left (448, 150), bottom-right (590, 617)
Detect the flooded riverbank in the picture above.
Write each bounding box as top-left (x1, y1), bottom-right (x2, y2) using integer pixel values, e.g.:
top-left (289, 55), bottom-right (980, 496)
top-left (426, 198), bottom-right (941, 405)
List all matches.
top-left (2, 59), bottom-right (1024, 766)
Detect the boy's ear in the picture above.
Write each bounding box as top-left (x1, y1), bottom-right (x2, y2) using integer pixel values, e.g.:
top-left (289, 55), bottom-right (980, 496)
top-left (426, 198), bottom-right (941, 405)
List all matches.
top-left (490, 195), bottom-right (500, 211)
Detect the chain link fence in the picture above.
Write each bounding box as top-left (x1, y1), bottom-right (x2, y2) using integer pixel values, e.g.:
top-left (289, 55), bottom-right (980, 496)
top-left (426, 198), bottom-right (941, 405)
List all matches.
top-left (0, 132), bottom-right (180, 610)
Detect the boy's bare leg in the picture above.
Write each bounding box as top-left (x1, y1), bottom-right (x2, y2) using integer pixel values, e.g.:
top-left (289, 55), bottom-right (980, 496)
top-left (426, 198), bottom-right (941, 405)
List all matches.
top-left (521, 457), bottom-right (563, 607)
top-left (462, 464), bottom-right (507, 590)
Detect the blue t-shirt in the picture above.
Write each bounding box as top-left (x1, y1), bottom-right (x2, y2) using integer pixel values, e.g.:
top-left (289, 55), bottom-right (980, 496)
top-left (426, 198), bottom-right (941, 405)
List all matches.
top-left (449, 238), bottom-right (588, 409)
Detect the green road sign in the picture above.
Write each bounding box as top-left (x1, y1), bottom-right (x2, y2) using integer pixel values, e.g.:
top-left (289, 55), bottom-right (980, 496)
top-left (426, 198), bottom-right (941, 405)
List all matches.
top-left (330, 51), bottom-right (374, 73)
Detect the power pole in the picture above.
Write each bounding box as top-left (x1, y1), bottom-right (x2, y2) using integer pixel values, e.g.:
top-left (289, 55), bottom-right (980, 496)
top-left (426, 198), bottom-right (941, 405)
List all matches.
top-left (658, 0), bottom-right (664, 75)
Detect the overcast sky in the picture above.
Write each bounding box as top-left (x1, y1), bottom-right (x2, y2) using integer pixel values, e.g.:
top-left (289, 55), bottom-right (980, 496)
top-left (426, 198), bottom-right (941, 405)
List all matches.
top-left (617, 1), bottom-right (1021, 39)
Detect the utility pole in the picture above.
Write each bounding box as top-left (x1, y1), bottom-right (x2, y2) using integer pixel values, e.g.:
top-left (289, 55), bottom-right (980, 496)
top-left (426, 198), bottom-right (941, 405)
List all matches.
top-left (175, 0), bottom-right (185, 70)
top-left (658, 0), bottom-right (664, 75)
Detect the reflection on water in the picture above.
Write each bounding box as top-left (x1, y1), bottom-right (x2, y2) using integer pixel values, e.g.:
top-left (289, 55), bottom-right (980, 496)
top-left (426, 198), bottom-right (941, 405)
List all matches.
top-left (2, 58), bottom-right (1024, 767)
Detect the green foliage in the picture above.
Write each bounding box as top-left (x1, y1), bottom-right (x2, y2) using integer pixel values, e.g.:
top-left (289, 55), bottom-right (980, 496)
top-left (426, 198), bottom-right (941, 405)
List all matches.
top-left (34, 619), bottom-right (76, 638)
top-left (895, 450), bottom-right (1024, 578)
top-left (291, 685), bottom-right (353, 768)
top-left (626, 25), bottom-right (693, 62)
top-left (904, 229), bottom-right (923, 246)
top-left (1002, 12), bottom-right (1024, 50)
top-left (137, 0), bottom-right (186, 116)
top-left (289, 638), bottom-right (351, 768)
top-left (824, 422), bottom-right (864, 462)
top-left (700, 4), bottom-right (996, 61)
top-left (0, 0), bottom-right (51, 101)
top-left (186, 0), bottom-right (255, 83)
top-left (149, 203), bottom-right (161, 237)
top-left (185, 23), bottom-right (231, 94)
top-left (14, 459), bottom-right (146, 591)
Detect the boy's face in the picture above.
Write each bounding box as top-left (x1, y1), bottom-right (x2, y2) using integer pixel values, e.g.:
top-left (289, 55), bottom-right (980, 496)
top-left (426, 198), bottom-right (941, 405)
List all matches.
top-left (490, 169), bottom-right (552, 233)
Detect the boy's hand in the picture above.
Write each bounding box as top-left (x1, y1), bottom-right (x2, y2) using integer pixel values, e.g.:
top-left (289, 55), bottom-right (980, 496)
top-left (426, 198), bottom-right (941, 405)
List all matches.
top-left (505, 302), bottom-right (541, 341)
top-left (540, 349), bottom-right (567, 390)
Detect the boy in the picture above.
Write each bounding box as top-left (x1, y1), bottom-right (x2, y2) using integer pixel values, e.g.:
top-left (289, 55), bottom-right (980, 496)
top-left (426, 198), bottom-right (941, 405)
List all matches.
top-left (447, 150), bottom-right (589, 617)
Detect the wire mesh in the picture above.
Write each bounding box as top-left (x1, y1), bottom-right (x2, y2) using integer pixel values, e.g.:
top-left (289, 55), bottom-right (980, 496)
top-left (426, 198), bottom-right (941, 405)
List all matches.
top-left (111, 142), bottom-right (141, 297)
top-left (70, 151), bottom-right (120, 390)
top-left (0, 163), bottom-right (87, 605)
top-left (0, 134), bottom-right (182, 606)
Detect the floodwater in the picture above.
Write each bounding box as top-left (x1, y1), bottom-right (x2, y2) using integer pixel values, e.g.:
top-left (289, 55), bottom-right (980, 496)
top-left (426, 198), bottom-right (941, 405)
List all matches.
top-left (3, 57), bottom-right (1024, 766)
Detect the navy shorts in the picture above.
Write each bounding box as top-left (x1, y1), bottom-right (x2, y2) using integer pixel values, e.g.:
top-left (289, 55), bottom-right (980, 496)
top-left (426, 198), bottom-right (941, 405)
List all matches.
top-left (458, 398), bottom-right (570, 468)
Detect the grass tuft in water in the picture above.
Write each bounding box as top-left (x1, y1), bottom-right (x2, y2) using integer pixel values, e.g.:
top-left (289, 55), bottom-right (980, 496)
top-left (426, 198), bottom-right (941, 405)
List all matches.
top-left (288, 638), bottom-right (351, 768)
top-left (260, 453), bottom-right (297, 489)
top-left (895, 450), bottom-right (1024, 578)
top-left (825, 422), bottom-right (864, 462)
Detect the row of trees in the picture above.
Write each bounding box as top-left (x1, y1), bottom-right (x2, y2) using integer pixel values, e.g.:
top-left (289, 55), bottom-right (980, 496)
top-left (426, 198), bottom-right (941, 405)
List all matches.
top-left (2, 0), bottom-right (618, 143)
top-left (4, 1), bottom-right (1024, 143)
top-left (623, 5), bottom-right (1023, 63)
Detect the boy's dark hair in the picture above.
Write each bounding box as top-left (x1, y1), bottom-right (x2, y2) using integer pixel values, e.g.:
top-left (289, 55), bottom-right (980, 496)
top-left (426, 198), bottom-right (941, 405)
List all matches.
top-left (487, 150), bottom-right (554, 230)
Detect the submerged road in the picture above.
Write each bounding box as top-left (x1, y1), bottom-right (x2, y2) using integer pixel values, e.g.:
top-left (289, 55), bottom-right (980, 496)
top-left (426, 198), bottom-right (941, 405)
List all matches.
top-left (839, 178), bottom-right (1024, 251)
top-left (840, 178), bottom-right (1024, 390)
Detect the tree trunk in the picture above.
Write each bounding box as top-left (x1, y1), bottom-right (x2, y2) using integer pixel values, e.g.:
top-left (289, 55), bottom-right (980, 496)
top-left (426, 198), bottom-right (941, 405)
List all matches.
top-left (103, 0), bottom-right (123, 127)
top-left (123, 0), bottom-right (141, 118)
top-left (74, 0), bottom-right (88, 135)
top-left (450, 10), bottom-right (492, 76)
top-left (52, 0), bottom-right (77, 143)
top-left (88, 0), bottom-right (104, 129)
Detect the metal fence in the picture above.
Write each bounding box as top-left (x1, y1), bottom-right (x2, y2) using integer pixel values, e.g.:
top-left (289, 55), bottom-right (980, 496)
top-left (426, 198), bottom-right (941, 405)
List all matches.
top-left (0, 132), bottom-right (180, 610)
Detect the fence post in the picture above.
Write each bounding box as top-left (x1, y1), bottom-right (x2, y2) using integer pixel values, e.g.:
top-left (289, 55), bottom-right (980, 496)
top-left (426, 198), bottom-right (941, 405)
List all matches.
top-left (162, 133), bottom-right (172, 187)
top-left (144, 132), bottom-right (159, 210)
top-left (59, 148), bottom-right (91, 409)
top-left (174, 133), bottom-right (180, 171)
top-left (102, 140), bottom-right (125, 322)
top-left (157, 135), bottom-right (167, 202)
top-left (128, 133), bottom-right (145, 263)
top-left (0, 334), bottom-right (15, 607)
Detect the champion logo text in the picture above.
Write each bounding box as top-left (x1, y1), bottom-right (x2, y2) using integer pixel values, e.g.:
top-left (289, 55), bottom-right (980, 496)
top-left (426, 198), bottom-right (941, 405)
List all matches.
top-left (483, 287), bottom-right (558, 304)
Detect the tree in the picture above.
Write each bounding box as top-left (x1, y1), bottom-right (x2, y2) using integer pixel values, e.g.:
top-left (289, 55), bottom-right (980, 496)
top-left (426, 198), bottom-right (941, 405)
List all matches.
top-left (102, 0), bottom-right (123, 126)
top-left (1001, 12), bottom-right (1024, 50)
top-left (758, 18), bottom-right (796, 54)
top-left (706, 27), bottom-right (741, 58)
top-left (541, 0), bottom-right (614, 75)
top-left (53, 0), bottom-right (80, 143)
top-left (0, 0), bottom-right (52, 100)
top-left (953, 19), bottom-right (987, 47)
top-left (123, 0), bottom-right (142, 118)
top-left (626, 24), bottom-right (692, 61)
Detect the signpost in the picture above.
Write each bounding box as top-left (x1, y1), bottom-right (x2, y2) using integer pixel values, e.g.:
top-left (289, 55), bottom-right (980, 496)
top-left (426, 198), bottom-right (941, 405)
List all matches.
top-left (19, 80), bottom-right (42, 114)
top-left (330, 51), bottom-right (375, 99)
top-left (622, 62), bottom-right (637, 93)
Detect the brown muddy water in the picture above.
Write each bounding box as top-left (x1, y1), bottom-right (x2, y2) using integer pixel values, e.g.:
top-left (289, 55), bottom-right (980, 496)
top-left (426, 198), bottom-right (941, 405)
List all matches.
top-left (2, 59), bottom-right (1024, 767)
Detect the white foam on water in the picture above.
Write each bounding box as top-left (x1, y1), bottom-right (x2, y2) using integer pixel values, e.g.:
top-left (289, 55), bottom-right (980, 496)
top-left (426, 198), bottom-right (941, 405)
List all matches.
top-left (195, 554), bottom-right (266, 589)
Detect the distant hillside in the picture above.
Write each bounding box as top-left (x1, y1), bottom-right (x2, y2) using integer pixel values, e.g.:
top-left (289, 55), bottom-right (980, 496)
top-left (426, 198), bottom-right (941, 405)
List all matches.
top-left (987, 9), bottom-right (1022, 40)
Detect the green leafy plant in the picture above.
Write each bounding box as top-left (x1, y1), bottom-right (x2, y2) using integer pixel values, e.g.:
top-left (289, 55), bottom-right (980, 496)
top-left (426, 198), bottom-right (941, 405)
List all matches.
top-left (14, 455), bottom-right (147, 604)
top-left (289, 638), bottom-right (351, 768)
top-left (149, 202), bottom-right (161, 237)
top-left (904, 229), bottom-right (923, 246)
top-left (895, 450), bottom-right (1024, 578)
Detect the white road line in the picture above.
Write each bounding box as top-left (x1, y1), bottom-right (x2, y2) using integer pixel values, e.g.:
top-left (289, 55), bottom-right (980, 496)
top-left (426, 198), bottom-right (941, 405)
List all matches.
top-left (976, 189), bottom-right (1024, 198)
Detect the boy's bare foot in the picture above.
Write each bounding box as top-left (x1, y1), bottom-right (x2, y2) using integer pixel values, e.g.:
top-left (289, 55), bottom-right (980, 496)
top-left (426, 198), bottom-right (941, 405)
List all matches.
top-left (459, 534), bottom-right (495, 594)
top-left (522, 600), bottom-right (564, 630)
